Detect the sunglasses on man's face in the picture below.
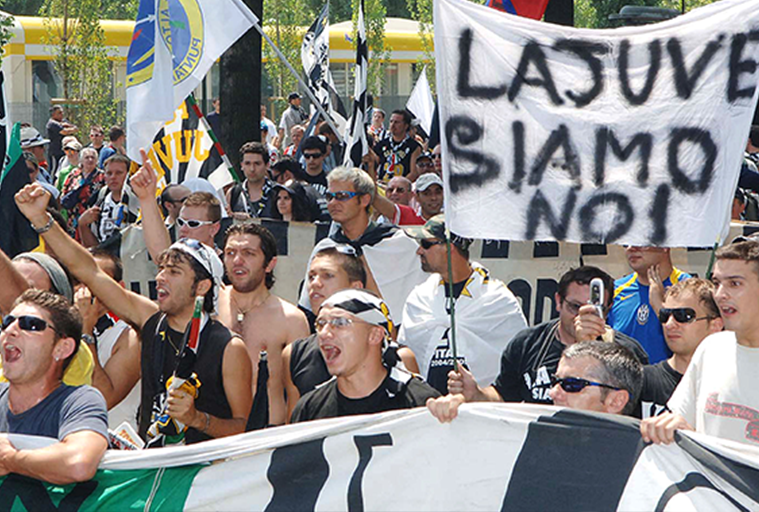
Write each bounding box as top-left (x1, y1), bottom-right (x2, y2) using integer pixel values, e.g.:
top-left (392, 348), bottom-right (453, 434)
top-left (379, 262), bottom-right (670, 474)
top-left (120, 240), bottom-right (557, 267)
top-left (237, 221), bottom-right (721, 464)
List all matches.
top-left (325, 191), bottom-right (359, 202)
top-left (658, 307), bottom-right (712, 324)
top-left (419, 239), bottom-right (444, 250)
top-left (550, 376), bottom-right (620, 393)
top-left (303, 152), bottom-right (323, 159)
top-left (1, 314), bottom-right (58, 335)
top-left (177, 217), bottom-right (216, 229)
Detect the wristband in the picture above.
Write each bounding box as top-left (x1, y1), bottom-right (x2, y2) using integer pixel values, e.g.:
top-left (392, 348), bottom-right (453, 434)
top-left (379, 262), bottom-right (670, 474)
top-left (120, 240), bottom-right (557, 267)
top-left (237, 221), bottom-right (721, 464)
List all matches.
top-left (31, 213), bottom-right (55, 234)
top-left (200, 411), bottom-right (211, 433)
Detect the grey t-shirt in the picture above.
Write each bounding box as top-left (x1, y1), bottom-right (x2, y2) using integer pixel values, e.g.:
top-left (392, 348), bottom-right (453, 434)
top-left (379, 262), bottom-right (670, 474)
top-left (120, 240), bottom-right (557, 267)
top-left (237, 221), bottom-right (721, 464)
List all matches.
top-left (0, 383), bottom-right (108, 441)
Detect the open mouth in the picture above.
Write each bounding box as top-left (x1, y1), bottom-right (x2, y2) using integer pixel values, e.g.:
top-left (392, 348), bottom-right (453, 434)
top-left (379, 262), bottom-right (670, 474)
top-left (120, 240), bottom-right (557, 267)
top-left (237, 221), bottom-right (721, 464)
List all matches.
top-left (156, 287), bottom-right (170, 301)
top-left (721, 305), bottom-right (737, 316)
top-left (321, 344), bottom-right (341, 364)
top-left (3, 344), bottom-right (21, 364)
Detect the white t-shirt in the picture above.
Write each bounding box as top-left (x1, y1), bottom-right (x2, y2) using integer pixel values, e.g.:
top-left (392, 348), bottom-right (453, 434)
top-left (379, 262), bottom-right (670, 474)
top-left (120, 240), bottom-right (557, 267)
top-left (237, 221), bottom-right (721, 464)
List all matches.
top-left (668, 331), bottom-right (759, 446)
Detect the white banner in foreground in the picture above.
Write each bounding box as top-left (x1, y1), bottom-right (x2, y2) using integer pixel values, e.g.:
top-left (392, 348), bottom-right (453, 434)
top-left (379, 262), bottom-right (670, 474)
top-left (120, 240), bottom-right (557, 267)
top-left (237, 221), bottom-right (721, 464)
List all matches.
top-left (4, 405), bottom-right (759, 511)
top-left (435, 0), bottom-right (759, 247)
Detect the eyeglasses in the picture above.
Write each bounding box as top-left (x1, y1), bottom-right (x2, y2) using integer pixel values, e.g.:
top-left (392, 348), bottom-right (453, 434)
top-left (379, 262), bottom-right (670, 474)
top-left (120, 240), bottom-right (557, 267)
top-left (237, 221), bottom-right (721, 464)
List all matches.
top-left (325, 191), bottom-right (359, 202)
top-left (419, 239), bottom-right (444, 250)
top-left (316, 316), bottom-right (360, 331)
top-left (2, 314), bottom-right (59, 335)
top-left (658, 307), bottom-right (713, 324)
top-left (177, 217), bottom-right (216, 229)
top-left (303, 152), bottom-right (324, 159)
top-left (550, 376), bottom-right (621, 393)
top-left (418, 162), bottom-right (434, 168)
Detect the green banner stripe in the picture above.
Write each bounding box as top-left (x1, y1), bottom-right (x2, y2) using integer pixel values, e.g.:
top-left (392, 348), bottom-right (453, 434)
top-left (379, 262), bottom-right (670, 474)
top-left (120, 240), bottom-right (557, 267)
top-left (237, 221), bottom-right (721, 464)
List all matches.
top-left (0, 122), bottom-right (22, 185)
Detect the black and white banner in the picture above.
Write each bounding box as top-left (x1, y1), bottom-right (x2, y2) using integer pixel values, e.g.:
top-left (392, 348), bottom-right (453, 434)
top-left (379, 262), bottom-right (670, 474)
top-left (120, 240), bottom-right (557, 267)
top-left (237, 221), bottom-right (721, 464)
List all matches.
top-left (435, 0), bottom-right (759, 247)
top-left (343, 0), bottom-right (369, 167)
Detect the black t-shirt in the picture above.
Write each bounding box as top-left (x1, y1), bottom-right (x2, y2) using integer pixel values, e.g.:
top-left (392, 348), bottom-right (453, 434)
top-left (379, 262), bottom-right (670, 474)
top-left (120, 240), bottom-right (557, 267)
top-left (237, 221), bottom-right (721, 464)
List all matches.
top-left (639, 361), bottom-right (682, 419)
top-left (140, 312), bottom-right (234, 444)
top-left (492, 319), bottom-right (650, 405)
top-left (46, 118), bottom-right (65, 159)
top-left (374, 136), bottom-right (421, 183)
top-left (0, 383), bottom-right (108, 441)
top-left (303, 171), bottom-right (328, 195)
top-left (291, 371), bottom-right (440, 423)
top-left (290, 333), bottom-right (330, 397)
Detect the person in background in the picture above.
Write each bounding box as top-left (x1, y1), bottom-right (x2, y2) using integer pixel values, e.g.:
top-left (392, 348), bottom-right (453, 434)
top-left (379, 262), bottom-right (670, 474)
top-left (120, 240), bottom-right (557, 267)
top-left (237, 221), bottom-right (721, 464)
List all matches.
top-left (60, 147), bottom-right (105, 241)
top-left (97, 126), bottom-right (127, 169)
top-left (46, 105), bottom-right (78, 176)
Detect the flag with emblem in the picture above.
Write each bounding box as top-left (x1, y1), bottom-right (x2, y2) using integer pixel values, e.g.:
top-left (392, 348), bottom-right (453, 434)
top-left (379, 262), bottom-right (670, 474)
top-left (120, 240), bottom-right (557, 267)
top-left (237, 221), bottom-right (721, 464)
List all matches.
top-left (342, 0), bottom-right (369, 167)
top-left (126, 0), bottom-right (258, 162)
top-left (0, 87), bottom-right (41, 258)
top-left (486, 0), bottom-right (550, 19)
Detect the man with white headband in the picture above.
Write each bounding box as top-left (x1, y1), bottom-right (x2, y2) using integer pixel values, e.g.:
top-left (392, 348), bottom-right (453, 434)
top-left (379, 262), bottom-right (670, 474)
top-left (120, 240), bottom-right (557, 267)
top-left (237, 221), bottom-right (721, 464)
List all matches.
top-left (290, 289), bottom-right (439, 422)
top-left (14, 182), bottom-right (253, 445)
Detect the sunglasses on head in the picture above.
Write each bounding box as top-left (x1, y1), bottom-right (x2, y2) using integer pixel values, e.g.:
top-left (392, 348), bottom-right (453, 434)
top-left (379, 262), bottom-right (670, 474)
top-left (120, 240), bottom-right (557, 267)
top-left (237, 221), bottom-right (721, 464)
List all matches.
top-left (550, 376), bottom-right (621, 393)
top-left (2, 314), bottom-right (58, 335)
top-left (325, 191), bottom-right (359, 202)
top-left (177, 217), bottom-right (216, 229)
top-left (419, 239), bottom-right (444, 250)
top-left (658, 307), bottom-right (712, 324)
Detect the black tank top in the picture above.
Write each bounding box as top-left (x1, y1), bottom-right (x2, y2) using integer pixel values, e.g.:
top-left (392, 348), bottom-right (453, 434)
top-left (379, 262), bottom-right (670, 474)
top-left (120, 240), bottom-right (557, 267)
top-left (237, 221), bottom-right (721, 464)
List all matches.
top-left (140, 312), bottom-right (233, 444)
top-left (289, 333), bottom-right (330, 396)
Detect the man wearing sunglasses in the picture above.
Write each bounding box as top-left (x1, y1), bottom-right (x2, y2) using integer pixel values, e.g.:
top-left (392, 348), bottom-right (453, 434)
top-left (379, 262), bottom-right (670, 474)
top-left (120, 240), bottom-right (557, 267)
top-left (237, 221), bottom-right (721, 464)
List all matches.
top-left (400, 215), bottom-right (527, 395)
top-left (0, 289), bottom-right (108, 484)
top-left (298, 167), bottom-right (428, 323)
top-left (642, 240), bottom-right (759, 446)
top-left (15, 182), bottom-right (253, 446)
top-left (427, 267), bottom-right (647, 422)
top-left (290, 289), bottom-right (438, 422)
top-left (637, 279), bottom-right (722, 419)
top-left (300, 136), bottom-right (331, 194)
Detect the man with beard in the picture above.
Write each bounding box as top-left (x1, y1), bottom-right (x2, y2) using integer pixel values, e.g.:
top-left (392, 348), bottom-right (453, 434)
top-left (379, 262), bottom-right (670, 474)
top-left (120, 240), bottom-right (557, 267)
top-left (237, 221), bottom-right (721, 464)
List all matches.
top-left (217, 223), bottom-right (309, 426)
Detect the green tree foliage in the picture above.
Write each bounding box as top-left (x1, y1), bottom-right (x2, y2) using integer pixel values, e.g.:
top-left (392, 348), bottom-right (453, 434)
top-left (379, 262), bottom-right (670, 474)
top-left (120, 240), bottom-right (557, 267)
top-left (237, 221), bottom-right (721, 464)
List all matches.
top-left (352, 0), bottom-right (391, 99)
top-left (41, 0), bottom-right (121, 131)
top-left (578, 0), bottom-right (718, 28)
top-left (3, 0), bottom-right (136, 17)
top-left (0, 6), bottom-right (15, 67)
top-left (263, 0), bottom-right (314, 114)
top-left (407, 0), bottom-right (435, 94)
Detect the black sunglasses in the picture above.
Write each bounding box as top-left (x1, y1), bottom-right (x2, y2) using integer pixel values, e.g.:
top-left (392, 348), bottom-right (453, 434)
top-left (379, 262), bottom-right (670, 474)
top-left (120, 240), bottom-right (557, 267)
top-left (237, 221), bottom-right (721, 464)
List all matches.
top-left (303, 152), bottom-right (323, 159)
top-left (419, 239), bottom-right (444, 250)
top-left (2, 314), bottom-right (59, 335)
top-left (658, 307), bottom-right (712, 324)
top-left (550, 376), bottom-right (620, 393)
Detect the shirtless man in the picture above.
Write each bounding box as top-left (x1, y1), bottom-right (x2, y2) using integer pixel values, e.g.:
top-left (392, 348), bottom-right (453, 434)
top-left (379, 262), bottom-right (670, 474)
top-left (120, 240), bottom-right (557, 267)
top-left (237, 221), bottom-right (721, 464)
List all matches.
top-left (217, 223), bottom-right (310, 426)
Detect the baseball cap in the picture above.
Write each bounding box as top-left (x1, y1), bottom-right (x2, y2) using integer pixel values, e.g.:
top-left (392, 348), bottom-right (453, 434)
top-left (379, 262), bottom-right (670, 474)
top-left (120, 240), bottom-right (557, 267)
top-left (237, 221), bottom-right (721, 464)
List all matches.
top-left (413, 173), bottom-right (444, 193)
top-left (20, 127), bottom-right (50, 149)
top-left (63, 140), bottom-right (83, 151)
top-left (405, 214), bottom-right (473, 252)
top-left (288, 92), bottom-right (301, 101)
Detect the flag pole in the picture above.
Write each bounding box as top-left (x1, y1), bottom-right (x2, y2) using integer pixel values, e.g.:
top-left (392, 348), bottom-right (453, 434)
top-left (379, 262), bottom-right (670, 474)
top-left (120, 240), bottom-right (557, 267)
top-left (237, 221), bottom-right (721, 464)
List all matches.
top-left (445, 227), bottom-right (459, 372)
top-left (705, 235), bottom-right (721, 280)
top-left (249, 21), bottom-right (344, 144)
top-left (186, 94), bottom-right (242, 183)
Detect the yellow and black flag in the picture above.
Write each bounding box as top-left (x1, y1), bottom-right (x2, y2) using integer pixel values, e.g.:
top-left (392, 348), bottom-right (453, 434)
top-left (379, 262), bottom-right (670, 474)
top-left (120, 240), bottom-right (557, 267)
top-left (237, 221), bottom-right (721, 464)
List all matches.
top-left (0, 89), bottom-right (40, 257)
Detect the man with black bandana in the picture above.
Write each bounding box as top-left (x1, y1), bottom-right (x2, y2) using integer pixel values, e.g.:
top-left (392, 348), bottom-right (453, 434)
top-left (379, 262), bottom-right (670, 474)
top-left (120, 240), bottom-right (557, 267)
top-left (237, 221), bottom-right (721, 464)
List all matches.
top-left (290, 289), bottom-right (438, 422)
top-left (14, 182), bottom-right (253, 446)
top-left (400, 215), bottom-right (527, 395)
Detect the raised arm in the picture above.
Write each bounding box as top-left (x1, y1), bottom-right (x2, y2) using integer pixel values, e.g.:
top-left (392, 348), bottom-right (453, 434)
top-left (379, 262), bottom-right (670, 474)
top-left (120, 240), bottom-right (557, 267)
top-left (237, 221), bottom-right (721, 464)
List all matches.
top-left (14, 183), bottom-right (158, 329)
top-left (0, 249), bottom-right (30, 315)
top-left (131, 149), bottom-right (171, 262)
top-left (372, 184), bottom-right (399, 223)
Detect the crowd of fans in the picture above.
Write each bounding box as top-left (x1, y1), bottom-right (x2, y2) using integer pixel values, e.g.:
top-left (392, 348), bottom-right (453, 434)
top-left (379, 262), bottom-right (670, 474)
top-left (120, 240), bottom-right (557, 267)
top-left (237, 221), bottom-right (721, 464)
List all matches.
top-left (0, 99), bottom-right (757, 484)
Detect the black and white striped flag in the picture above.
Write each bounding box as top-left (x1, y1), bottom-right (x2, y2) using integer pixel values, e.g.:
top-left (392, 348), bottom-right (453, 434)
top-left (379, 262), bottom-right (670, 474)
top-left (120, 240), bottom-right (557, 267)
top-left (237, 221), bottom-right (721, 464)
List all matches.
top-left (342, 0), bottom-right (369, 168)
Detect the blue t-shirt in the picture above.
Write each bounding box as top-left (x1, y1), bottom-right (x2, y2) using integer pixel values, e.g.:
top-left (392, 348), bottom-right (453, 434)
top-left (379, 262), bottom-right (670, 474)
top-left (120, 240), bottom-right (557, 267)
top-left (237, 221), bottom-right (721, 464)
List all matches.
top-left (98, 145), bottom-right (117, 169)
top-left (0, 383), bottom-right (108, 441)
top-left (608, 269), bottom-right (690, 364)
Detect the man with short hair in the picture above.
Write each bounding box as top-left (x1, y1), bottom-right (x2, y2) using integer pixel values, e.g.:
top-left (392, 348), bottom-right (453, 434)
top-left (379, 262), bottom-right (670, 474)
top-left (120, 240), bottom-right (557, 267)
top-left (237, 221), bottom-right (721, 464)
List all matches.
top-left (401, 215), bottom-right (527, 394)
top-left (20, 126), bottom-right (51, 180)
top-left (0, 289), bottom-right (108, 484)
top-left (374, 109), bottom-right (422, 184)
top-left (75, 249), bottom-right (141, 431)
top-left (300, 135), bottom-right (330, 193)
top-left (16, 182), bottom-right (253, 445)
top-left (87, 125), bottom-right (105, 156)
top-left (278, 92), bottom-right (308, 149)
top-left (226, 142), bottom-right (273, 217)
top-left (641, 240), bottom-right (759, 446)
top-left (608, 246), bottom-right (691, 364)
top-left (217, 223), bottom-right (309, 426)
top-left (46, 106), bottom-right (78, 176)
top-left (298, 167), bottom-right (429, 322)
top-left (386, 176), bottom-right (414, 206)
top-left (368, 108), bottom-right (387, 142)
top-left (291, 289), bottom-right (439, 422)
top-left (283, 125), bottom-right (305, 158)
top-left (638, 278), bottom-right (723, 419)
top-left (98, 126), bottom-right (127, 169)
top-left (372, 172), bottom-right (444, 226)
top-left (548, 340), bottom-right (643, 416)
top-left (425, 267), bottom-right (648, 421)
top-left (78, 154), bottom-right (137, 247)
top-left (159, 184), bottom-right (191, 227)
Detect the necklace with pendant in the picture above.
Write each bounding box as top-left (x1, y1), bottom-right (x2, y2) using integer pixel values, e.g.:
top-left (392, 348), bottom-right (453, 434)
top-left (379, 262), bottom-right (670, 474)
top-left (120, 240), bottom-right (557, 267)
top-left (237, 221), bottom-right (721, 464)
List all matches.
top-left (231, 291), bottom-right (270, 325)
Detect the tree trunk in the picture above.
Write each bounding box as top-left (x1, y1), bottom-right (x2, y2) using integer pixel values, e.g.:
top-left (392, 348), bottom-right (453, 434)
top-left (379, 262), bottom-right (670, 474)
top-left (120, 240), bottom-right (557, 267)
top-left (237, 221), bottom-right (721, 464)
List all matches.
top-left (220, 0), bottom-right (262, 170)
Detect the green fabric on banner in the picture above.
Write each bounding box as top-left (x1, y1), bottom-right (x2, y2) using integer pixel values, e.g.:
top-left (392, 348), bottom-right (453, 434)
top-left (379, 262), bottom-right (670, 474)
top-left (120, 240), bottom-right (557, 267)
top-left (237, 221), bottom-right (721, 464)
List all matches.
top-left (0, 464), bottom-right (205, 511)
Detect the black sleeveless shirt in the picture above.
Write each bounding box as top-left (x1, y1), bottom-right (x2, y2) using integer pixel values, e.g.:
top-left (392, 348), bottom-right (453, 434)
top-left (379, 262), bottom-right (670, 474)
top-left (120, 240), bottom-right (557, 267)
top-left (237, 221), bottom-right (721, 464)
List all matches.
top-left (290, 333), bottom-right (330, 397)
top-left (139, 312), bottom-right (233, 444)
